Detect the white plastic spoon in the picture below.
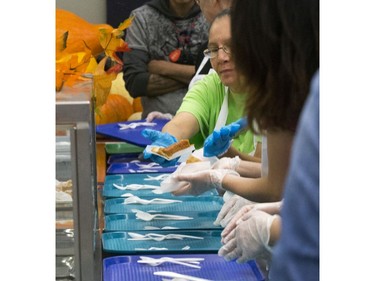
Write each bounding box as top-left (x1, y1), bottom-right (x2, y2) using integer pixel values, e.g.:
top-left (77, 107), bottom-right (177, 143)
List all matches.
top-left (154, 271), bottom-right (212, 281)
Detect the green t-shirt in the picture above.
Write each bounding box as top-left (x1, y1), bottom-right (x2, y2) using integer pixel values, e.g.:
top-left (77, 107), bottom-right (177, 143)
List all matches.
top-left (177, 72), bottom-right (260, 154)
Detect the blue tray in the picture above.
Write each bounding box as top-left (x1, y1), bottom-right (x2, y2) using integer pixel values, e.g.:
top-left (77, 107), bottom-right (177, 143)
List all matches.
top-left (103, 173), bottom-right (168, 198)
top-left (104, 196), bottom-right (224, 215)
top-left (96, 119), bottom-right (169, 147)
top-left (103, 173), bottom-right (218, 198)
top-left (103, 188), bottom-right (218, 199)
top-left (103, 254), bottom-right (265, 281)
top-left (107, 153), bottom-right (142, 164)
top-left (107, 162), bottom-right (178, 174)
top-left (104, 210), bottom-right (223, 231)
top-left (102, 230), bottom-right (222, 254)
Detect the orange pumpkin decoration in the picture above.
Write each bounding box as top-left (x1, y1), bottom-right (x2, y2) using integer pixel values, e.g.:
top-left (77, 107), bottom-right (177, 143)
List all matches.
top-left (56, 9), bottom-right (113, 57)
top-left (132, 97), bottom-right (143, 113)
top-left (95, 94), bottom-right (134, 125)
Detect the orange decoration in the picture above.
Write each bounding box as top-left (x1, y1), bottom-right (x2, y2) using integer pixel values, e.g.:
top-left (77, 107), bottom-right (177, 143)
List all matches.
top-left (56, 9), bottom-right (136, 123)
top-left (56, 9), bottom-right (113, 57)
top-left (95, 94), bottom-right (134, 125)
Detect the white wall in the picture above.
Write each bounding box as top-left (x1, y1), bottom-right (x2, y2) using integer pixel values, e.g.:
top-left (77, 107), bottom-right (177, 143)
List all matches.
top-left (56, 0), bottom-right (106, 24)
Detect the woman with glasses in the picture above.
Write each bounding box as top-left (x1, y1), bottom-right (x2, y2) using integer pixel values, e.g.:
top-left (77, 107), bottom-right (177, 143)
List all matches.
top-left (188, 0), bottom-right (234, 89)
top-left (142, 9), bottom-right (262, 167)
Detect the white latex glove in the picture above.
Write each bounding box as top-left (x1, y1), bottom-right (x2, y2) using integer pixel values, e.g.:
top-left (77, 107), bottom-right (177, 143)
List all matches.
top-left (172, 169), bottom-right (240, 196)
top-left (213, 194), bottom-right (256, 227)
top-left (146, 111), bottom-right (173, 122)
top-left (221, 201), bottom-right (283, 239)
top-left (212, 156), bottom-right (241, 172)
top-left (218, 209), bottom-right (277, 263)
top-left (247, 201), bottom-right (283, 216)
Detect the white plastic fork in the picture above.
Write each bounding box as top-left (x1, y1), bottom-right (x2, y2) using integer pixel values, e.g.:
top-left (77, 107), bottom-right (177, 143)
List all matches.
top-left (137, 256), bottom-right (203, 269)
top-left (127, 232), bottom-right (204, 241)
top-left (113, 183), bottom-right (159, 190)
top-left (124, 195), bottom-right (182, 205)
top-left (128, 232), bottom-right (171, 241)
top-left (132, 209), bottom-right (193, 221)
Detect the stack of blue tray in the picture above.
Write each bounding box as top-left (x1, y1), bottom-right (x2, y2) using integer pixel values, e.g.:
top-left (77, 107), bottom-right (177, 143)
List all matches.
top-left (100, 146), bottom-right (265, 280)
top-left (102, 171), bottom-right (224, 255)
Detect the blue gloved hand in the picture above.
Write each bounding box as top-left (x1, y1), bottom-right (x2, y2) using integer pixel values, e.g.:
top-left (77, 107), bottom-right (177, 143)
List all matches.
top-left (203, 118), bottom-right (248, 157)
top-left (142, 129), bottom-right (178, 166)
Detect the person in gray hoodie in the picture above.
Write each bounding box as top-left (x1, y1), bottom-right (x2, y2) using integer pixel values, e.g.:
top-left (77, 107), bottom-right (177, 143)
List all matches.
top-left (122, 0), bottom-right (208, 118)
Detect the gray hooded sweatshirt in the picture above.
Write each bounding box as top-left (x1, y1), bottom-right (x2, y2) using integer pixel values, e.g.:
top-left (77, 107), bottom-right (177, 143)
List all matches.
top-left (122, 0), bottom-right (209, 118)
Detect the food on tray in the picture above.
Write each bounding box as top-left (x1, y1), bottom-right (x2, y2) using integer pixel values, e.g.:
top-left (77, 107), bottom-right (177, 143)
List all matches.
top-left (151, 139), bottom-right (191, 158)
top-left (56, 179), bottom-right (73, 201)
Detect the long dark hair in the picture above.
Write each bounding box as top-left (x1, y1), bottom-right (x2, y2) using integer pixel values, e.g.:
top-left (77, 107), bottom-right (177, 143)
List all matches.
top-left (231, 0), bottom-right (319, 134)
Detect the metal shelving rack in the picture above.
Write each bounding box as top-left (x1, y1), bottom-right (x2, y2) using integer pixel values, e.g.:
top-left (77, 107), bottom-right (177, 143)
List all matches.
top-left (56, 78), bottom-right (102, 281)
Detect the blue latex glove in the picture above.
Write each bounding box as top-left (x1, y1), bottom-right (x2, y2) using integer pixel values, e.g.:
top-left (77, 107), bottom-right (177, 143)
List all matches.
top-left (203, 118), bottom-right (248, 157)
top-left (142, 129), bottom-right (179, 166)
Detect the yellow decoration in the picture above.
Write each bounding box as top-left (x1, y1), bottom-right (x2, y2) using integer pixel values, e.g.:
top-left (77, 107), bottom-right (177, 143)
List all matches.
top-left (55, 9), bottom-right (141, 123)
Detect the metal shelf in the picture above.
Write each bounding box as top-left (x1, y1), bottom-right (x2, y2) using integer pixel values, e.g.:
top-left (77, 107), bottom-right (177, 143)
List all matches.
top-left (56, 78), bottom-right (102, 281)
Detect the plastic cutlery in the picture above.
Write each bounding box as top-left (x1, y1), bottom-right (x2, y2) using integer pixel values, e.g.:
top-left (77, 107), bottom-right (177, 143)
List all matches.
top-left (128, 232), bottom-right (170, 241)
top-left (118, 122), bottom-right (156, 130)
top-left (124, 195), bottom-right (182, 205)
top-left (144, 226), bottom-right (179, 230)
top-left (113, 183), bottom-right (159, 191)
top-left (138, 169), bottom-right (161, 173)
top-left (134, 162), bottom-right (161, 169)
top-left (134, 247), bottom-right (169, 251)
top-left (120, 193), bottom-right (136, 197)
top-left (140, 256), bottom-right (204, 263)
top-left (127, 232), bottom-right (204, 241)
top-left (138, 256), bottom-right (203, 269)
top-left (134, 246), bottom-right (190, 251)
top-left (132, 209), bottom-right (193, 221)
top-left (154, 271), bottom-right (212, 281)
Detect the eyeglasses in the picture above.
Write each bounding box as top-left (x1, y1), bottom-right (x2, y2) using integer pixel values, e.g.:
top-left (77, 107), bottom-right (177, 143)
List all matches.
top-left (203, 46), bottom-right (231, 59)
